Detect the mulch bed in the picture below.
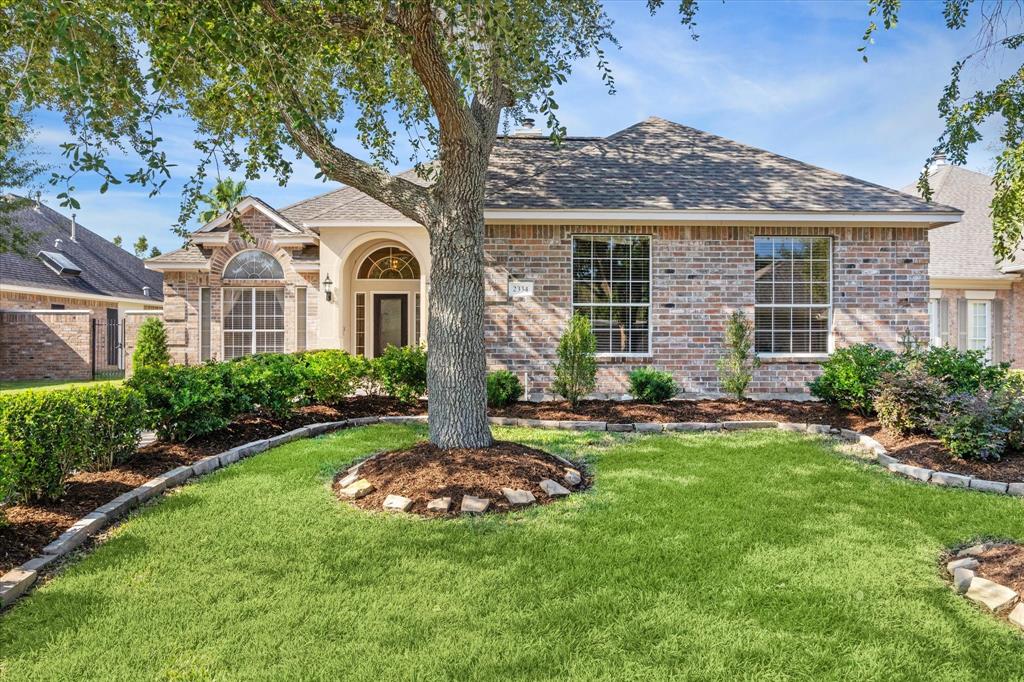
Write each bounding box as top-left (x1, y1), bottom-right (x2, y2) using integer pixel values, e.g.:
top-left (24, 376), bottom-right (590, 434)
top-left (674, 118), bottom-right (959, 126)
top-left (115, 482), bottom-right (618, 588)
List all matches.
top-left (0, 396), bottom-right (425, 573)
top-left (970, 544), bottom-right (1024, 595)
top-left (338, 441), bottom-right (586, 516)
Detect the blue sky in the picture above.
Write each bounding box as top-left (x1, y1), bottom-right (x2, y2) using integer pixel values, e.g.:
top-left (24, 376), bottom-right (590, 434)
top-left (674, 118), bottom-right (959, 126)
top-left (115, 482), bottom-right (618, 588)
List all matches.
top-left (16, 0), bottom-right (1015, 253)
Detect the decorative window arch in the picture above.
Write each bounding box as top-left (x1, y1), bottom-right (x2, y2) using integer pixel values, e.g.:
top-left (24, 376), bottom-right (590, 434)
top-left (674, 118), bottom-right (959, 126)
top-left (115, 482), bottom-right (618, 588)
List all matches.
top-left (357, 247), bottom-right (420, 280)
top-left (223, 250), bottom-right (284, 280)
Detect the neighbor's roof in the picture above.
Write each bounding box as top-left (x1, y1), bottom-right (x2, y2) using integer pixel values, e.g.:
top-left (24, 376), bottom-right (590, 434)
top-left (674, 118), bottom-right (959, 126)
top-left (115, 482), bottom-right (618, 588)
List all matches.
top-left (0, 198), bottom-right (163, 302)
top-left (901, 165), bottom-right (1022, 280)
top-left (281, 117), bottom-right (959, 224)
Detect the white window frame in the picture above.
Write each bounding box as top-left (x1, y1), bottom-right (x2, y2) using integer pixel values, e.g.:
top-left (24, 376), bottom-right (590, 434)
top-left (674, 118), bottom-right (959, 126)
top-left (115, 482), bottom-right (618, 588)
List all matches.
top-left (753, 236), bottom-right (833, 359)
top-left (967, 299), bottom-right (992, 360)
top-left (570, 234), bottom-right (653, 358)
top-left (199, 287), bottom-right (212, 361)
top-left (221, 286), bottom-right (285, 359)
top-left (928, 297), bottom-right (942, 347)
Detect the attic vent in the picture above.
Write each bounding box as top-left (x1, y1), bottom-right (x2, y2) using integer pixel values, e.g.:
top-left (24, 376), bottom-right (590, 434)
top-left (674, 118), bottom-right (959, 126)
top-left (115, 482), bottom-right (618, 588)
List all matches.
top-left (143, 285), bottom-right (151, 297)
top-left (38, 250), bottom-right (83, 276)
top-left (512, 117), bottom-right (542, 137)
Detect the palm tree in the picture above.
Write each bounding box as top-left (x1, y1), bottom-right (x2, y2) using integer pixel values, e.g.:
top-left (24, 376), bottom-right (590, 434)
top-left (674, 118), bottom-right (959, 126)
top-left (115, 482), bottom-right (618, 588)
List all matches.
top-left (197, 178), bottom-right (247, 224)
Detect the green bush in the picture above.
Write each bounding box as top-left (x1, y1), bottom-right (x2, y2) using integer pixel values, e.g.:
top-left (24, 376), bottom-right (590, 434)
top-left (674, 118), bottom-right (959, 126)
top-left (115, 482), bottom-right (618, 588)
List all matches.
top-left (996, 376), bottom-right (1024, 452)
top-left (132, 317), bottom-right (170, 370)
top-left (809, 344), bottom-right (902, 416)
top-left (0, 385), bottom-right (146, 504)
top-left (221, 353), bottom-right (305, 417)
top-left (716, 310), bottom-right (760, 400)
top-left (486, 370), bottom-right (523, 408)
top-left (916, 346), bottom-right (1009, 394)
top-left (553, 314), bottom-right (597, 408)
top-left (370, 344), bottom-right (427, 403)
top-left (628, 367), bottom-right (677, 404)
top-left (128, 364), bottom-right (230, 442)
top-left (872, 366), bottom-right (946, 436)
top-left (931, 391), bottom-right (1010, 461)
top-left (303, 350), bottom-right (370, 405)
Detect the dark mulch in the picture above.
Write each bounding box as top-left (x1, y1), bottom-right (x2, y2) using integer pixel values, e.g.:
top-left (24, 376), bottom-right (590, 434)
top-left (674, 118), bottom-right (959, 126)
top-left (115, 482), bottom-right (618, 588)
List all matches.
top-left (0, 396), bottom-right (426, 573)
top-left (971, 544), bottom-right (1024, 595)
top-left (340, 441), bottom-right (586, 516)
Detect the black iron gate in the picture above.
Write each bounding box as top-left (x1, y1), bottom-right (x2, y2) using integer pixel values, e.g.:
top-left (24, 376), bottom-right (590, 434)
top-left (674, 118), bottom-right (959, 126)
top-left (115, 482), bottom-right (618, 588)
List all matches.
top-left (92, 310), bottom-right (125, 380)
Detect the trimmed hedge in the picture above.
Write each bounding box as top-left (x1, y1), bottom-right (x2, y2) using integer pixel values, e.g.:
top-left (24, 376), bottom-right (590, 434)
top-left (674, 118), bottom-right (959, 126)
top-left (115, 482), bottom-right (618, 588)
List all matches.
top-left (0, 385), bottom-right (146, 504)
top-left (487, 370), bottom-right (523, 408)
top-left (303, 350), bottom-right (370, 406)
top-left (129, 364), bottom-right (230, 443)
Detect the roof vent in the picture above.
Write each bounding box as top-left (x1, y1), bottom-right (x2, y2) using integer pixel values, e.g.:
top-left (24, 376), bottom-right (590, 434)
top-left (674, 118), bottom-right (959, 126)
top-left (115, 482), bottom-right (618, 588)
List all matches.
top-left (70, 214), bottom-right (77, 242)
top-left (931, 152), bottom-right (948, 166)
top-left (54, 238), bottom-right (64, 250)
top-left (38, 250), bottom-right (83, 276)
top-left (143, 285), bottom-right (151, 298)
top-left (512, 117), bottom-right (542, 137)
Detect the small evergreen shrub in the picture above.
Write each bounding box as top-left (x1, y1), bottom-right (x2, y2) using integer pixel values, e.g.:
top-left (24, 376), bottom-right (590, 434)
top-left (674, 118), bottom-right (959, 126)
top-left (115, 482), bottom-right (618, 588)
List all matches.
top-left (303, 350), bottom-right (369, 405)
top-left (371, 344), bottom-right (427, 403)
top-left (487, 370), bottom-right (523, 408)
top-left (128, 364), bottom-right (230, 442)
top-left (628, 367), bottom-right (677, 404)
top-left (553, 314), bottom-right (597, 408)
top-left (809, 344), bottom-right (901, 416)
top-left (222, 353), bottom-right (305, 417)
top-left (132, 317), bottom-right (170, 370)
top-left (81, 384), bottom-right (147, 469)
top-left (716, 310), bottom-right (760, 400)
top-left (872, 366), bottom-right (946, 436)
top-left (995, 376), bottom-right (1024, 452)
top-left (931, 391), bottom-right (1010, 461)
top-left (916, 346), bottom-right (1009, 394)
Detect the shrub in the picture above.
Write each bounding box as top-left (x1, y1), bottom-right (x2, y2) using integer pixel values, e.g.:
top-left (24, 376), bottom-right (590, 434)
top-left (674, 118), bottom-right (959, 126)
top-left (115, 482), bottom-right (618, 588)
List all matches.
top-left (716, 310), bottom-right (760, 400)
top-left (132, 317), bottom-right (170, 370)
top-left (371, 344), bottom-right (427, 403)
top-left (221, 353), bottom-right (305, 417)
top-left (628, 367), bottom-right (677, 404)
top-left (916, 346), bottom-right (1009, 394)
top-left (487, 370), bottom-right (523, 408)
top-left (0, 385), bottom-right (146, 503)
top-left (996, 376), bottom-right (1024, 452)
top-left (128, 364), bottom-right (230, 442)
top-left (303, 350), bottom-right (370, 406)
top-left (872, 366), bottom-right (946, 436)
top-left (930, 391), bottom-right (1010, 461)
top-left (809, 344), bottom-right (901, 415)
top-left (553, 314), bottom-right (597, 408)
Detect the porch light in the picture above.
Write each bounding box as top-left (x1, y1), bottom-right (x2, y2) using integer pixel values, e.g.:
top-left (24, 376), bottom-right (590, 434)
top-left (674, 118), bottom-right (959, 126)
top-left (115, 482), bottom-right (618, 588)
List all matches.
top-left (323, 274), bottom-right (333, 302)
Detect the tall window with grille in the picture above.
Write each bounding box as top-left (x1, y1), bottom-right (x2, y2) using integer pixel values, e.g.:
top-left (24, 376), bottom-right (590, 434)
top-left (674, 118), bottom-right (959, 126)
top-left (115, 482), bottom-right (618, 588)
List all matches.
top-left (223, 288), bottom-right (285, 358)
top-left (754, 236), bottom-right (832, 355)
top-left (571, 235), bottom-right (651, 355)
top-left (296, 287), bottom-right (307, 352)
top-left (354, 293), bottom-right (366, 356)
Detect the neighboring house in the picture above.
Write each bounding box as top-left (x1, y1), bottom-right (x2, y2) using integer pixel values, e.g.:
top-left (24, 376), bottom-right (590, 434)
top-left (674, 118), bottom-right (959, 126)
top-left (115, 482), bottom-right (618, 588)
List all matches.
top-left (147, 117), bottom-right (959, 398)
top-left (0, 197), bottom-right (163, 381)
top-left (902, 162), bottom-right (1024, 367)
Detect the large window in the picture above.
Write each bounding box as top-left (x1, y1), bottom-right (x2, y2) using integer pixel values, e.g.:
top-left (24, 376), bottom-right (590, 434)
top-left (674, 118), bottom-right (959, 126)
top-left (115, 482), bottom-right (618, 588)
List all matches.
top-left (572, 235), bottom-right (651, 355)
top-left (223, 287), bottom-right (285, 358)
top-left (967, 300), bottom-right (992, 360)
top-left (223, 250), bottom-right (284, 280)
top-left (754, 236), bottom-right (832, 355)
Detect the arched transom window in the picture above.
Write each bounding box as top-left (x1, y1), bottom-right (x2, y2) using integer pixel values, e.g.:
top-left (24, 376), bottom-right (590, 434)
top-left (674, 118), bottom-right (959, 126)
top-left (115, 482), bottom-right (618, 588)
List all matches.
top-left (357, 247), bottom-right (420, 280)
top-left (223, 250), bottom-right (284, 279)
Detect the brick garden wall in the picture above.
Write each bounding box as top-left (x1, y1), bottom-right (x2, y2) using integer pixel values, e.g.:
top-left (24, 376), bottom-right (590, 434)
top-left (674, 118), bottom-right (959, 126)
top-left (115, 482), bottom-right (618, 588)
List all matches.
top-left (0, 309), bottom-right (93, 381)
top-left (483, 224), bottom-right (931, 398)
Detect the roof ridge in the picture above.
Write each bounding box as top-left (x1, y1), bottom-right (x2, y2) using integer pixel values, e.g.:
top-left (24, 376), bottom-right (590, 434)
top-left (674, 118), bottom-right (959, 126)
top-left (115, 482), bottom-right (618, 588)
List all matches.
top-left (276, 185), bottom-right (347, 213)
top-left (298, 167), bottom-right (428, 222)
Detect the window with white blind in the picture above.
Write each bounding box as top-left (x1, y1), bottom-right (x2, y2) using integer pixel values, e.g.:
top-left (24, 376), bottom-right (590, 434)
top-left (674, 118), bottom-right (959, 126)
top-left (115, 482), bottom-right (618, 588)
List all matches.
top-left (754, 236), bottom-right (832, 355)
top-left (571, 235), bottom-right (651, 355)
top-left (223, 287), bottom-right (285, 358)
top-left (200, 288), bottom-right (212, 361)
top-left (296, 287), bottom-right (307, 352)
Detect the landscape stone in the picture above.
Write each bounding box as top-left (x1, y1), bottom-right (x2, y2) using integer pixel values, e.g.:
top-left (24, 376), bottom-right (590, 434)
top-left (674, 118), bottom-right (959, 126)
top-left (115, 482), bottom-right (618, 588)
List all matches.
top-left (777, 422), bottom-right (808, 432)
top-left (665, 422), bottom-right (714, 431)
top-left (382, 494), bottom-right (413, 512)
top-left (806, 424), bottom-right (833, 434)
top-left (461, 495), bottom-right (490, 514)
top-left (607, 423), bottom-right (634, 432)
top-left (947, 557), bottom-right (980, 574)
top-left (1009, 603), bottom-right (1024, 629)
top-left (559, 420), bottom-right (606, 431)
top-left (965, 577), bottom-right (1018, 612)
top-left (18, 554), bottom-right (60, 573)
top-left (191, 455), bottom-right (221, 477)
top-left (93, 490), bottom-right (140, 519)
top-left (426, 497), bottom-right (452, 512)
top-left (42, 511), bottom-right (108, 556)
top-left (839, 428), bottom-right (861, 442)
top-left (339, 479), bottom-right (374, 499)
top-left (876, 453), bottom-right (898, 466)
top-left (0, 568), bottom-right (38, 608)
top-left (959, 543), bottom-right (990, 557)
top-left (931, 471), bottom-right (971, 488)
top-left (723, 420), bottom-right (778, 430)
top-left (539, 479), bottom-right (571, 497)
top-left (886, 461), bottom-right (932, 482)
top-left (501, 488), bottom-right (536, 506)
top-left (348, 416), bottom-right (380, 426)
top-left (338, 470), bottom-right (361, 488)
top-left (952, 567), bottom-right (975, 593)
top-left (218, 447), bottom-right (244, 466)
top-left (970, 478), bottom-right (1009, 494)
top-left (634, 422), bottom-right (665, 432)
top-left (488, 416), bottom-right (518, 426)
top-left (1008, 482), bottom-right (1024, 497)
top-left (564, 469), bottom-right (583, 486)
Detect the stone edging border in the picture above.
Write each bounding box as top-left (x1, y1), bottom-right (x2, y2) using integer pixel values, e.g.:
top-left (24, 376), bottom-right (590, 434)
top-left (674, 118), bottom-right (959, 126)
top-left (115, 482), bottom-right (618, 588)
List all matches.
top-left (3, 413), bottom-right (1020, 610)
top-left (946, 543), bottom-right (1024, 629)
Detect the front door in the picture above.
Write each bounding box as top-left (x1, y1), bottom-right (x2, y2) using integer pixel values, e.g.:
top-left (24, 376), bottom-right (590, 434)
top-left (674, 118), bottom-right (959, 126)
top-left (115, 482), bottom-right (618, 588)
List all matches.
top-left (373, 293), bottom-right (408, 356)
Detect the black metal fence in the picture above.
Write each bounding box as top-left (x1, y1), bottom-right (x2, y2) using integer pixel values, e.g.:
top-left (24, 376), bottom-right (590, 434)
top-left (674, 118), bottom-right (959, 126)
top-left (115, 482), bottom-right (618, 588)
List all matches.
top-left (92, 316), bottom-right (125, 380)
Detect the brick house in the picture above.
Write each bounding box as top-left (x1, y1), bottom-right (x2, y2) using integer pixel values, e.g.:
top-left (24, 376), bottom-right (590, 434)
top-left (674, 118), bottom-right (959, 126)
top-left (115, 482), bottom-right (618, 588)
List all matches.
top-left (146, 117), bottom-right (960, 398)
top-left (901, 162), bottom-right (1023, 367)
top-left (0, 197), bottom-right (163, 381)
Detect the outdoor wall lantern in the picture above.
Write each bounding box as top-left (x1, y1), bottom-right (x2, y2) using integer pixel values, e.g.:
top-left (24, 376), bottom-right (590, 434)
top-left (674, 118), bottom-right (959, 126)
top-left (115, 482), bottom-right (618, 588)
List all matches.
top-left (323, 274), bottom-right (333, 302)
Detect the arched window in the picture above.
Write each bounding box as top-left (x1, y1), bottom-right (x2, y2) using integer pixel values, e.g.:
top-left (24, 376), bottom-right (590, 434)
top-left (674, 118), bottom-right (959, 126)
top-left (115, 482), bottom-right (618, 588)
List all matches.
top-left (223, 250), bottom-right (284, 280)
top-left (357, 247), bottom-right (420, 280)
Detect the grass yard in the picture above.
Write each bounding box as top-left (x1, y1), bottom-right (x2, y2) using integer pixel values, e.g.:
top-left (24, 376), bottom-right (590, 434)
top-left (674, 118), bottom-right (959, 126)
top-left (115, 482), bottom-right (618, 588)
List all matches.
top-left (0, 378), bottom-right (122, 393)
top-left (2, 424), bottom-right (1024, 680)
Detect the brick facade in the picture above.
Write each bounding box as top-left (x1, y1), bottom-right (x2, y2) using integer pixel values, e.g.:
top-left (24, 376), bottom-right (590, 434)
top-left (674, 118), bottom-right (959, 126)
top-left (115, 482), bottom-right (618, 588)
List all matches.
top-left (0, 309), bottom-right (93, 381)
top-left (931, 283), bottom-right (1024, 368)
top-left (483, 224), bottom-right (930, 398)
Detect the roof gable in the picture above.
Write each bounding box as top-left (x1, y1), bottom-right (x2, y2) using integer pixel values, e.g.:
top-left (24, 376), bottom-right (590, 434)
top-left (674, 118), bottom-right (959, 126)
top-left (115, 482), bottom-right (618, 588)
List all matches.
top-left (197, 196), bottom-right (304, 233)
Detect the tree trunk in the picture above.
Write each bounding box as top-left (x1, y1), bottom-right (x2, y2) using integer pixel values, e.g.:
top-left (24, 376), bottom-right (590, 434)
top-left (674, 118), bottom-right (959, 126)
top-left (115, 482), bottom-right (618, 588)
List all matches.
top-left (426, 159), bottom-right (494, 449)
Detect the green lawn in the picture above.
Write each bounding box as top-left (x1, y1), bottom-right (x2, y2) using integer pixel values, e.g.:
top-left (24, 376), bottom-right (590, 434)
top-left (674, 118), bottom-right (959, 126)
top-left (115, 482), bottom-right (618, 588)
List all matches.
top-left (2, 425), bottom-right (1024, 680)
top-left (0, 378), bottom-right (122, 393)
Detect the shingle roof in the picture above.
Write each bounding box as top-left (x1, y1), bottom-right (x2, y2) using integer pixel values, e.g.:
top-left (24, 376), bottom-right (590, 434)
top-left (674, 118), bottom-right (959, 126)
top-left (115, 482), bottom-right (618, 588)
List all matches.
top-left (901, 165), bottom-right (1021, 279)
top-left (145, 242), bottom-right (212, 267)
top-left (281, 117), bottom-right (957, 224)
top-left (0, 198), bottom-right (163, 302)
